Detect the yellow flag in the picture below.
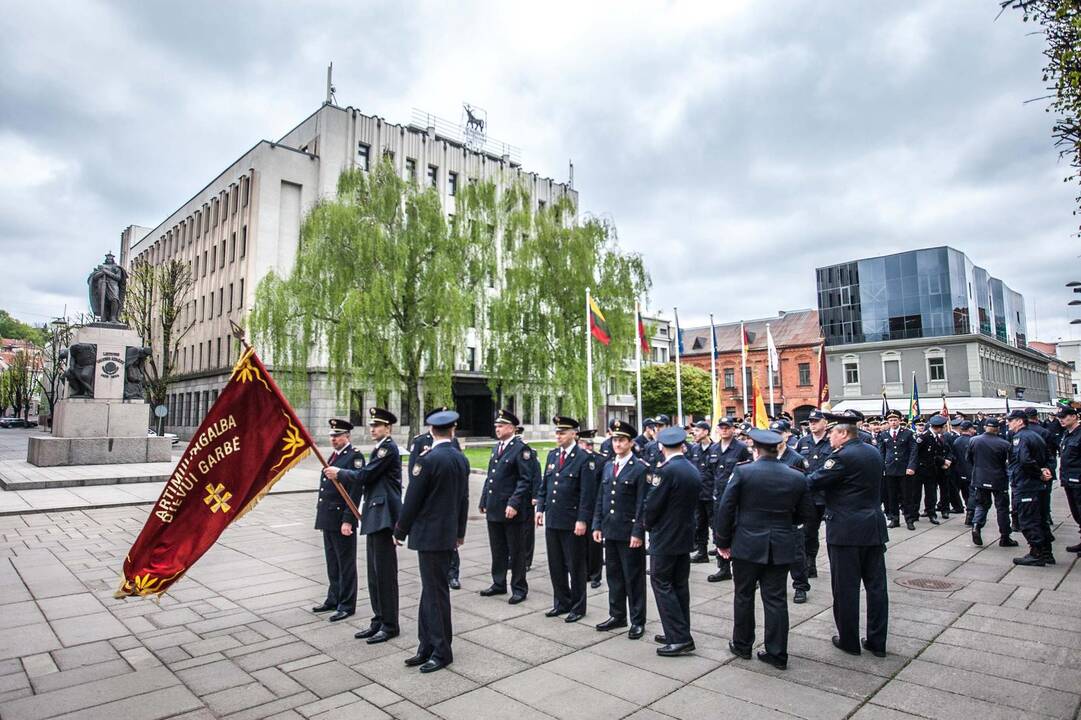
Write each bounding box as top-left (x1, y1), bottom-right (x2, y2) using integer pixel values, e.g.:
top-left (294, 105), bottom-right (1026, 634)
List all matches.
top-left (753, 370), bottom-right (769, 429)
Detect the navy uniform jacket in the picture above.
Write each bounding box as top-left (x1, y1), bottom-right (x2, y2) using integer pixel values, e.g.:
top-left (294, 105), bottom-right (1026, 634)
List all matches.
top-left (394, 442), bottom-right (469, 551)
top-left (951, 434), bottom-right (973, 484)
top-left (796, 433), bottom-right (832, 505)
top-left (1059, 425), bottom-right (1081, 490)
top-left (479, 436), bottom-right (535, 523)
top-left (642, 454), bottom-right (700, 555)
top-left (877, 428), bottom-right (917, 476)
top-left (777, 445), bottom-right (809, 474)
top-left (591, 454), bottom-right (649, 542)
top-left (1028, 422), bottom-right (1057, 480)
top-left (536, 445), bottom-right (598, 531)
top-left (408, 432), bottom-right (460, 476)
top-left (858, 429), bottom-right (875, 445)
top-left (808, 439), bottom-right (889, 547)
top-left (641, 440), bottom-right (665, 471)
top-left (686, 440), bottom-right (720, 501)
top-left (337, 438), bottom-right (401, 535)
top-left (715, 458), bottom-right (816, 565)
top-left (713, 439), bottom-right (753, 500)
top-left (966, 432), bottom-right (1010, 492)
top-left (914, 430), bottom-right (947, 476)
top-left (633, 434), bottom-right (650, 455)
top-left (598, 437), bottom-right (615, 463)
top-left (315, 444), bottom-right (364, 531)
top-left (1008, 427), bottom-right (1049, 495)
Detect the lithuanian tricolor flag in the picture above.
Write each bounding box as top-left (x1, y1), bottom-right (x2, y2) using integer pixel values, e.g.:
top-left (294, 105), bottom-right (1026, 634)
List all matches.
top-left (589, 297), bottom-right (611, 346)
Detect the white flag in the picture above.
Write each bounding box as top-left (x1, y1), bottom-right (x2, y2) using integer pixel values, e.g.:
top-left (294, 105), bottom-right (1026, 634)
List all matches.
top-left (766, 324), bottom-right (780, 373)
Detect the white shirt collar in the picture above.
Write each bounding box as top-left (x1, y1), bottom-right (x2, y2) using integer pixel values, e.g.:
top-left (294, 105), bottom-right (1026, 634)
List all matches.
top-left (432, 437), bottom-right (451, 447)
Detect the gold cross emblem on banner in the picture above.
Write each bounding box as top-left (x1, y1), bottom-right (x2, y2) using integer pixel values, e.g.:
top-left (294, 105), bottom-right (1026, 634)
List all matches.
top-left (204, 483), bottom-right (233, 514)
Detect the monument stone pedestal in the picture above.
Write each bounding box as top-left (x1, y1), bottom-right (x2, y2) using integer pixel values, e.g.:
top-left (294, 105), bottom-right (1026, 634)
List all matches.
top-left (27, 323), bottom-right (170, 467)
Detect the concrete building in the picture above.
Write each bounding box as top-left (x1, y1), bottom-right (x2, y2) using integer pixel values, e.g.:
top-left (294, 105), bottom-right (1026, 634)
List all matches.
top-left (1057, 339), bottom-right (1081, 399)
top-left (123, 102), bottom-right (576, 440)
top-left (1029, 341), bottom-right (1077, 401)
top-left (816, 247), bottom-right (1055, 414)
top-left (679, 309), bottom-right (823, 423)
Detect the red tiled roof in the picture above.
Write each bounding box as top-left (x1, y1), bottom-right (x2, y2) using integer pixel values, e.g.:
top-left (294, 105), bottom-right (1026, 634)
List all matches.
top-left (681, 309), bottom-right (821, 355)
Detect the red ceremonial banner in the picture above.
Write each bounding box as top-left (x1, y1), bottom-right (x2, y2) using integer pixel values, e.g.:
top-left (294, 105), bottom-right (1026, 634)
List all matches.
top-left (115, 347), bottom-right (316, 598)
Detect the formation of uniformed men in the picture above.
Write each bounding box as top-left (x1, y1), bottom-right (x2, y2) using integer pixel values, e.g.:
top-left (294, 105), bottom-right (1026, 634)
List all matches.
top-left (312, 397), bottom-right (1080, 673)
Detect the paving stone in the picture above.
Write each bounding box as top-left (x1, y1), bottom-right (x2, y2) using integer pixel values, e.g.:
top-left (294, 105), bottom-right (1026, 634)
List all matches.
top-left (36, 593), bottom-right (105, 621)
top-left (381, 699), bottom-right (440, 720)
top-left (253, 667), bottom-right (306, 697)
top-left (0, 671), bottom-right (29, 693)
top-left (0, 559), bottom-right (32, 604)
top-left (587, 632), bottom-right (724, 682)
top-left (692, 664), bottom-right (859, 720)
top-left (220, 691), bottom-right (319, 720)
top-left (918, 643), bottom-right (1081, 694)
top-left (0, 624), bottom-right (60, 662)
top-left (0, 658), bottom-right (23, 675)
top-left (21, 653), bottom-right (59, 677)
top-left (354, 651), bottom-right (478, 708)
top-left (967, 602), bottom-right (1081, 634)
top-left (120, 647), bottom-right (161, 669)
top-left (490, 667), bottom-right (638, 719)
top-left (0, 601), bottom-right (45, 630)
top-left (309, 697), bottom-right (390, 720)
top-left (176, 658), bottom-right (253, 695)
top-left (952, 613), bottom-right (1081, 649)
top-left (289, 660), bottom-right (369, 697)
top-left (0, 665), bottom-right (179, 720)
top-left (539, 649), bottom-right (683, 706)
top-left (849, 704), bottom-right (927, 720)
top-left (29, 659), bottom-right (132, 694)
top-left (872, 679), bottom-right (1042, 720)
top-left (9, 551), bottom-right (85, 600)
top-left (430, 686), bottom-right (552, 720)
top-left (181, 635), bottom-right (242, 657)
top-left (147, 607), bottom-right (202, 629)
top-left (280, 656), bottom-right (334, 674)
top-left (48, 684), bottom-right (202, 720)
top-left (458, 623), bottom-right (573, 665)
top-left (51, 640), bottom-right (120, 670)
top-left (352, 683), bottom-right (402, 708)
top-left (203, 682), bottom-right (277, 715)
top-left (738, 653), bottom-right (888, 700)
top-left (50, 612), bottom-right (129, 646)
top-left (296, 692), bottom-right (361, 718)
top-left (650, 684), bottom-right (794, 720)
top-left (234, 642), bottom-right (322, 673)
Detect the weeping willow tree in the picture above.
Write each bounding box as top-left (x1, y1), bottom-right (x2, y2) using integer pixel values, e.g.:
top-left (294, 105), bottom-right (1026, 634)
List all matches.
top-left (250, 158), bottom-right (496, 429)
top-left (486, 189), bottom-right (650, 421)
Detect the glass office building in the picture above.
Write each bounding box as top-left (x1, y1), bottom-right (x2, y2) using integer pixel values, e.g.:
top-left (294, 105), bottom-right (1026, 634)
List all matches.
top-left (816, 247), bottom-right (1027, 348)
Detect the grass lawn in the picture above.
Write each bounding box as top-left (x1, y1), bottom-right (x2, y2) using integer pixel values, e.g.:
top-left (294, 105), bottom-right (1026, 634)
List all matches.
top-left (401, 441), bottom-right (559, 469)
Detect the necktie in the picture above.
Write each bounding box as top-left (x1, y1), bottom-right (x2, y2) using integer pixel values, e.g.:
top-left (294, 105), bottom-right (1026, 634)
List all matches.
top-left (328, 451), bottom-right (338, 465)
top-left (497, 442), bottom-right (505, 457)
top-left (892, 430), bottom-right (896, 440)
top-left (614, 461), bottom-right (622, 478)
top-left (558, 450), bottom-right (566, 469)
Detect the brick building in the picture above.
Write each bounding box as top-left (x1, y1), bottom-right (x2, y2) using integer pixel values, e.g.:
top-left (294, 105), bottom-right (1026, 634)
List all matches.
top-left (679, 309), bottom-right (823, 423)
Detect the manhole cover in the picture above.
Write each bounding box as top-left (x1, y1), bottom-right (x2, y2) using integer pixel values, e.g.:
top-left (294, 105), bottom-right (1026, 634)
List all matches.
top-left (895, 576), bottom-right (966, 592)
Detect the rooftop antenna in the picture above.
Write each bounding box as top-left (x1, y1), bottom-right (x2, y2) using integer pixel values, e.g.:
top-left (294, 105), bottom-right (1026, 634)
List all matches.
top-left (325, 63), bottom-right (336, 106)
top-left (568, 159), bottom-right (574, 189)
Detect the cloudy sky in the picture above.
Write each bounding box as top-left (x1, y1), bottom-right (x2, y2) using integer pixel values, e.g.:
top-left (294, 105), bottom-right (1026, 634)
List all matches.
top-left (2, 1), bottom-right (1079, 340)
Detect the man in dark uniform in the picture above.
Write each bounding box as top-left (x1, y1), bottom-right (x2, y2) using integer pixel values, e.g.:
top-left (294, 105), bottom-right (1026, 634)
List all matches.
top-left (687, 420), bottom-right (719, 564)
top-left (634, 418), bottom-right (656, 455)
top-left (914, 416), bottom-right (949, 525)
top-left (877, 409), bottom-right (917, 530)
top-left (598, 419), bottom-right (617, 463)
top-left (716, 428), bottom-right (816, 670)
top-left (952, 421), bottom-right (976, 524)
top-left (518, 425), bottom-right (541, 570)
top-left (577, 429), bottom-right (606, 588)
top-left (535, 416), bottom-right (598, 622)
top-left (644, 426), bottom-right (701, 657)
top-left (408, 407), bottom-right (464, 589)
top-left (770, 420), bottom-right (812, 604)
top-left (394, 410), bottom-right (469, 674)
top-left (1056, 405), bottom-right (1081, 556)
top-left (936, 418), bottom-right (962, 517)
top-left (592, 420), bottom-right (649, 639)
top-left (709, 417), bottom-right (753, 582)
top-left (1007, 409), bottom-right (1054, 566)
top-left (325, 408), bottom-right (401, 643)
top-left (966, 418), bottom-right (1015, 547)
top-left (809, 410), bottom-right (889, 658)
top-left (1025, 407), bottom-right (1057, 543)
top-left (479, 409), bottom-right (535, 604)
top-left (641, 414), bottom-right (672, 471)
top-left (795, 409), bottom-right (831, 578)
top-left (313, 419), bottom-right (363, 622)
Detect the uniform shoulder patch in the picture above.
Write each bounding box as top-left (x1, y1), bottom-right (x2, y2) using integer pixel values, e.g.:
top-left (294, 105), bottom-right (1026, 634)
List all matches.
top-left (916, 437), bottom-right (923, 444)
top-left (1013, 438), bottom-right (1020, 445)
top-left (353, 458), bottom-right (363, 469)
top-left (420, 445), bottom-right (431, 455)
top-left (648, 473), bottom-right (659, 486)
top-left (377, 447), bottom-right (387, 458)
top-left (589, 461), bottom-right (595, 470)
top-left (411, 464), bottom-right (422, 477)
top-left (522, 450), bottom-right (531, 460)
top-left (823, 458), bottom-right (836, 470)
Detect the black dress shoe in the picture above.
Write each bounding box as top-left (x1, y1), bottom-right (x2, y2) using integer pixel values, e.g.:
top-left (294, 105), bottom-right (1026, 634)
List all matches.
top-left (595, 617), bottom-right (628, 632)
top-left (689, 552), bottom-right (710, 563)
top-left (508, 594), bottom-right (527, 605)
top-left (999, 535), bottom-right (1019, 547)
top-left (728, 641), bottom-right (751, 659)
top-left (1012, 553), bottom-right (1046, 567)
top-left (887, 518), bottom-right (899, 529)
top-left (404, 653), bottom-right (429, 667)
top-left (328, 610), bottom-right (353, 622)
top-left (806, 566), bottom-right (818, 579)
top-left (861, 639), bottom-right (886, 658)
top-left (628, 625), bottom-right (644, 640)
top-left (590, 579), bottom-right (602, 589)
top-left (449, 578), bottom-right (461, 590)
top-left (971, 528), bottom-right (983, 546)
top-left (654, 634), bottom-right (668, 644)
top-left (707, 568), bottom-right (732, 582)
top-left (311, 603), bottom-right (335, 613)
top-left (793, 589), bottom-right (807, 604)
top-left (906, 520), bottom-right (916, 531)
top-left (354, 626), bottom-right (380, 640)
top-left (928, 517), bottom-right (940, 525)
top-left (419, 658), bottom-right (449, 673)
top-left (564, 612), bottom-right (584, 623)
top-left (366, 629), bottom-right (398, 644)
top-left (832, 635), bottom-right (860, 655)
top-left (479, 586), bottom-right (507, 597)
top-left (757, 650), bottom-right (787, 669)
top-left (545, 608), bottom-right (566, 618)
top-left (1065, 541), bottom-right (1081, 553)
top-left (657, 641), bottom-right (695, 657)
top-left (941, 511), bottom-right (950, 520)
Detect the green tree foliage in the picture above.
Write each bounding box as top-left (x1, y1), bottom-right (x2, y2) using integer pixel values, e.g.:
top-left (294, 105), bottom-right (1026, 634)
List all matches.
top-left (486, 191), bottom-right (650, 419)
top-left (0, 350), bottom-right (38, 419)
top-left (0, 310), bottom-right (45, 343)
top-left (1002, 1), bottom-right (1081, 230)
top-left (640, 362), bottom-right (713, 420)
top-left (250, 159), bottom-right (495, 429)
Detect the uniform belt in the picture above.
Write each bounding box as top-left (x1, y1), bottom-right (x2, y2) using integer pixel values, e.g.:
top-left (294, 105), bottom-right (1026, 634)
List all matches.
top-left (737, 509), bottom-right (797, 525)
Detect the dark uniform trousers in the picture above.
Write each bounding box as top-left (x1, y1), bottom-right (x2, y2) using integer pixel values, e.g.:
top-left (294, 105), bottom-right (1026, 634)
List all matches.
top-left (322, 530), bottom-right (357, 612)
top-left (790, 527), bottom-right (810, 592)
top-left (588, 536), bottom-right (604, 584)
top-left (650, 554), bottom-right (691, 645)
top-left (915, 469), bottom-right (939, 518)
top-left (448, 549), bottom-right (460, 583)
top-left (732, 559), bottom-right (789, 660)
top-left (417, 550), bottom-right (454, 664)
top-left (1016, 493), bottom-right (1046, 549)
top-left (801, 505), bottom-right (826, 575)
top-left (693, 499), bottom-right (713, 554)
top-left (828, 544), bottom-right (888, 653)
top-left (971, 488), bottom-right (1011, 536)
top-left (486, 520), bottom-right (529, 596)
top-left (604, 540), bottom-right (646, 625)
top-left (883, 474), bottom-right (906, 522)
top-left (524, 524), bottom-right (536, 568)
top-left (546, 529), bottom-right (588, 614)
top-left (365, 529), bottom-right (399, 633)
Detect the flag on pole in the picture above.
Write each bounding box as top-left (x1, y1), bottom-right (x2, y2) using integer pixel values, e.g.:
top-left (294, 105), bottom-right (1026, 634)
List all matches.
top-left (741, 324), bottom-right (750, 365)
top-left (908, 373), bottom-right (921, 422)
top-left (816, 344), bottom-right (830, 410)
top-left (588, 296), bottom-right (611, 346)
top-left (752, 371), bottom-right (769, 429)
top-left (766, 325), bottom-right (780, 373)
top-left (116, 346), bottom-right (327, 598)
top-left (1005, 394), bottom-right (1011, 415)
top-left (674, 311), bottom-right (684, 355)
top-left (712, 320), bottom-right (721, 359)
top-left (881, 388), bottom-right (890, 418)
top-left (940, 395), bottom-right (950, 419)
top-left (636, 309), bottom-right (650, 354)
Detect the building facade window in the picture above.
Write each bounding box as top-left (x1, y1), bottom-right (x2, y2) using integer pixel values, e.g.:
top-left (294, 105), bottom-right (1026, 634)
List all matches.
top-left (723, 367), bottom-right (735, 389)
top-left (881, 352), bottom-right (901, 384)
top-left (357, 143), bottom-right (370, 171)
top-left (798, 362), bottom-right (811, 386)
top-left (405, 158), bottom-right (416, 182)
top-left (427, 165), bottom-right (438, 188)
top-left (843, 356), bottom-right (860, 385)
top-left (928, 357), bottom-right (946, 382)
top-left (448, 172), bottom-right (458, 196)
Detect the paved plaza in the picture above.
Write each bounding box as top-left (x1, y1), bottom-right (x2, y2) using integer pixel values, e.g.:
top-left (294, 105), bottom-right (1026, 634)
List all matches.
top-left (0, 464), bottom-right (1079, 720)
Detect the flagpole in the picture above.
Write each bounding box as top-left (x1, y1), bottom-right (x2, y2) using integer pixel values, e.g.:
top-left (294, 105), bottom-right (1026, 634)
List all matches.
top-left (674, 307), bottom-right (683, 425)
top-left (766, 322), bottom-right (775, 420)
top-left (634, 301), bottom-right (643, 428)
top-left (709, 313), bottom-right (718, 424)
top-left (740, 321), bottom-right (749, 417)
top-left (586, 288), bottom-right (594, 429)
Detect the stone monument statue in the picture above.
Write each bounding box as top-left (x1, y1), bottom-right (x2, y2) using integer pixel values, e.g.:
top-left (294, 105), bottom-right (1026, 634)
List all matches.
top-left (61, 343), bottom-right (98, 399)
top-left (88, 252), bottom-right (127, 324)
top-left (124, 346), bottom-right (152, 401)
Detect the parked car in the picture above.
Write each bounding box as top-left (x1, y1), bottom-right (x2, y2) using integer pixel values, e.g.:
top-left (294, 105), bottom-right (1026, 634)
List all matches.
top-left (0, 417), bottom-right (31, 429)
top-left (148, 428), bottom-right (180, 446)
